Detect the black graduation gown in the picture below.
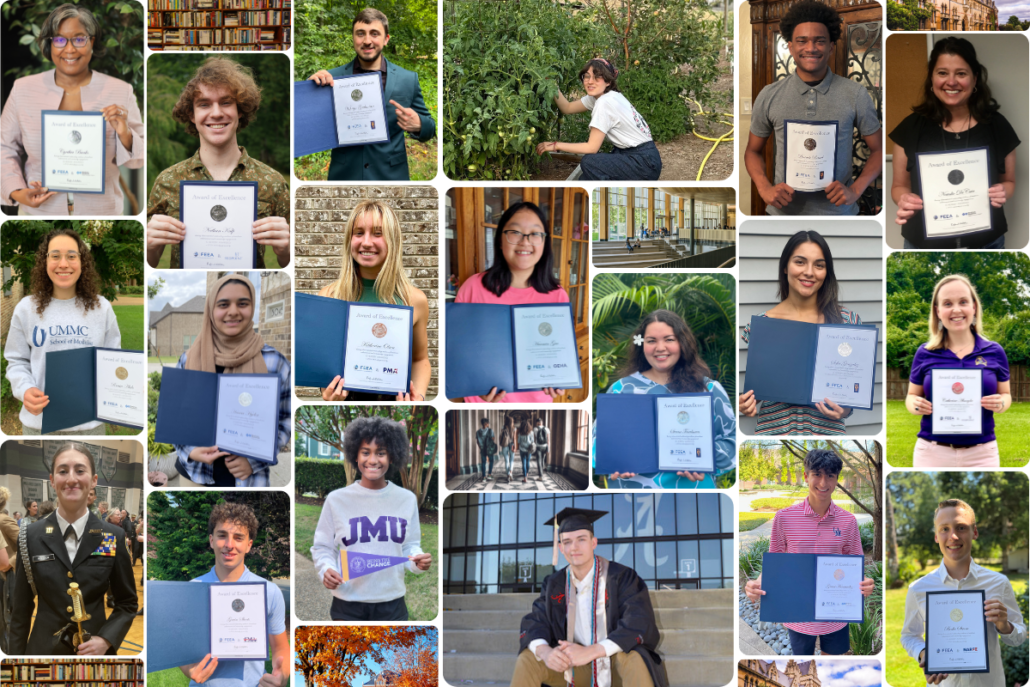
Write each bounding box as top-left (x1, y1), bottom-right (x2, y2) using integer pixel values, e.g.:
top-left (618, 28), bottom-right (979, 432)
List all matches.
top-left (518, 560), bottom-right (669, 687)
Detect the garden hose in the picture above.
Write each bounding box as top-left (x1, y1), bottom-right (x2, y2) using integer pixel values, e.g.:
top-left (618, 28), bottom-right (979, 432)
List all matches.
top-left (688, 98), bottom-right (735, 181)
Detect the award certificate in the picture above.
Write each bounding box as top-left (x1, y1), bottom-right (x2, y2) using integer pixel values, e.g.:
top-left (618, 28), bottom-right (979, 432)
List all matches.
top-left (809, 326), bottom-right (879, 408)
top-left (917, 148), bottom-right (992, 239)
top-left (343, 303), bottom-right (413, 394)
top-left (931, 368), bottom-right (983, 435)
top-left (784, 120), bottom-right (838, 192)
top-left (655, 395), bottom-right (715, 472)
top-left (215, 374), bottom-right (280, 463)
top-left (94, 349), bottom-right (146, 429)
top-left (332, 73), bottom-right (390, 146)
top-left (41, 111), bottom-right (106, 194)
top-left (814, 555), bottom-right (864, 622)
top-left (209, 583), bottom-right (268, 660)
top-left (511, 304), bottom-right (581, 390)
top-left (925, 590), bottom-right (989, 674)
top-left (180, 181), bottom-right (258, 269)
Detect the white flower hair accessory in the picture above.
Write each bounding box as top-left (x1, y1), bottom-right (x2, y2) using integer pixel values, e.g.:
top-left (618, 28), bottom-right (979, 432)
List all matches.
top-left (633, 334), bottom-right (644, 346)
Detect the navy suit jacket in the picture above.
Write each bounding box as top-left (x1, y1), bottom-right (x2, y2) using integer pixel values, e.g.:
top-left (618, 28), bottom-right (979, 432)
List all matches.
top-left (327, 57), bottom-right (435, 181)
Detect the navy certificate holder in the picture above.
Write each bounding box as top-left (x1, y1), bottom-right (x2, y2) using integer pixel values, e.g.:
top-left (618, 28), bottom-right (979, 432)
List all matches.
top-left (594, 393), bottom-right (715, 475)
top-left (759, 552), bottom-right (865, 624)
top-left (40, 110), bottom-right (107, 194)
top-left (782, 119), bottom-right (838, 192)
top-left (923, 589), bottom-right (989, 675)
top-left (177, 180), bottom-right (259, 269)
top-left (915, 146), bottom-right (993, 241)
top-left (294, 292), bottom-right (413, 394)
top-left (743, 315), bottom-right (878, 410)
top-left (444, 302), bottom-right (583, 399)
top-left (42, 346), bottom-right (145, 434)
top-left (293, 75), bottom-right (391, 157)
top-left (154, 368), bottom-right (281, 463)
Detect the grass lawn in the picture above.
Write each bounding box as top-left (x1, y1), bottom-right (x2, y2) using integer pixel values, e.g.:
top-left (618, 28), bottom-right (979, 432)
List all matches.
top-left (739, 513), bottom-right (774, 532)
top-left (113, 305), bottom-right (145, 351)
top-left (148, 356), bottom-right (177, 364)
top-left (148, 659), bottom-right (275, 687)
top-left (155, 244), bottom-right (280, 269)
top-left (295, 502), bottom-right (439, 621)
top-left (295, 139), bottom-right (437, 182)
top-left (886, 399), bottom-right (1030, 467)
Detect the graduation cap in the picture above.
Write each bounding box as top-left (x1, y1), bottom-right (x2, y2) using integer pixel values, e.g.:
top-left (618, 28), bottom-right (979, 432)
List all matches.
top-left (545, 507), bottom-right (607, 566)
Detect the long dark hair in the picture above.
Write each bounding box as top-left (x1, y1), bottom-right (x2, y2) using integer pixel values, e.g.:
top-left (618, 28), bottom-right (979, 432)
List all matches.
top-left (481, 202), bottom-right (561, 297)
top-left (777, 231), bottom-right (842, 324)
top-left (912, 37), bottom-right (999, 126)
top-left (31, 229), bottom-right (101, 316)
top-left (616, 310), bottom-right (711, 393)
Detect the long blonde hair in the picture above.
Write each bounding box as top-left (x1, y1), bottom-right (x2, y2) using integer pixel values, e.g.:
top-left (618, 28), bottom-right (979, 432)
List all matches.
top-left (326, 200), bottom-right (415, 306)
top-left (926, 274), bottom-right (985, 350)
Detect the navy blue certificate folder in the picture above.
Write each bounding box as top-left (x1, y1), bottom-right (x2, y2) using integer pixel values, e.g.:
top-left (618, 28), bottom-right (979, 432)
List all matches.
top-left (42, 347), bottom-right (144, 434)
top-left (146, 581), bottom-right (247, 677)
top-left (759, 552), bottom-right (865, 623)
top-left (294, 80), bottom-right (340, 157)
top-left (445, 302), bottom-right (583, 398)
top-left (594, 393), bottom-right (715, 475)
top-left (743, 316), bottom-right (878, 410)
top-left (294, 293), bottom-right (413, 393)
top-left (154, 368), bottom-right (280, 463)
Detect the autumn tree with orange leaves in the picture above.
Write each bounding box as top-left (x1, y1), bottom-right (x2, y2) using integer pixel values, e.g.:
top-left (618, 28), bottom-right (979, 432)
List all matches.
top-left (294, 626), bottom-right (437, 687)
top-left (386, 627), bottom-right (438, 687)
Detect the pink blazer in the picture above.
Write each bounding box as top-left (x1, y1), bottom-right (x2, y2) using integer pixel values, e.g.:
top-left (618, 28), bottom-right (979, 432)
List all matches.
top-left (1, 69), bottom-right (144, 215)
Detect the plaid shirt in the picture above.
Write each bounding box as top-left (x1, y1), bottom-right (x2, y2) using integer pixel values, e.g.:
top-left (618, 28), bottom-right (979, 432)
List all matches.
top-left (173, 345), bottom-right (291, 487)
top-left (146, 146), bottom-right (290, 268)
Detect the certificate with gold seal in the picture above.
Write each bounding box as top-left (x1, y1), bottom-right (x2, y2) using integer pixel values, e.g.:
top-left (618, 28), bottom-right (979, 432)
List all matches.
top-left (924, 590), bottom-right (989, 674)
top-left (332, 72), bottom-right (390, 146)
top-left (343, 303), bottom-right (413, 395)
top-left (917, 147), bottom-right (992, 240)
top-left (813, 554), bottom-right (864, 621)
top-left (94, 348), bottom-right (146, 429)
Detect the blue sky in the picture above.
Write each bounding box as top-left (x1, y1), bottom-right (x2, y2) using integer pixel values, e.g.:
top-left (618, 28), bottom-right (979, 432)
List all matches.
top-left (148, 271), bottom-right (262, 326)
top-left (293, 647), bottom-right (393, 687)
top-left (996, 0), bottom-right (1030, 20)
top-left (765, 660), bottom-right (881, 687)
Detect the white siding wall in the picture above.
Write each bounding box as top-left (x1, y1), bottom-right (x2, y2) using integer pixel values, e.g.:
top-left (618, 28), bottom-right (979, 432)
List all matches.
top-left (738, 220), bottom-right (884, 435)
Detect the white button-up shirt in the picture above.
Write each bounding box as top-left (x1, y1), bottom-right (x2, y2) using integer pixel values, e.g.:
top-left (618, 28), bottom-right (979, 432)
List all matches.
top-left (530, 565), bottom-right (621, 659)
top-left (53, 510), bottom-right (90, 561)
top-left (902, 562), bottom-right (1026, 687)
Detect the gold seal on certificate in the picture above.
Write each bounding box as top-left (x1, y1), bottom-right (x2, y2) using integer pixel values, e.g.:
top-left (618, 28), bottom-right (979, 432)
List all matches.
top-left (924, 590), bottom-right (989, 674)
top-left (41, 111), bottom-right (106, 194)
top-left (784, 119), bottom-right (838, 191)
top-left (332, 73), bottom-right (389, 146)
top-left (917, 147), bottom-right (992, 238)
top-left (180, 181), bottom-right (258, 269)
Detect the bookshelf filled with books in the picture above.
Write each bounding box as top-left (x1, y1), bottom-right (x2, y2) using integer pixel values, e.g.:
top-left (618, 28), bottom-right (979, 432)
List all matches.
top-left (1, 659), bottom-right (143, 686)
top-left (147, 0), bottom-right (291, 50)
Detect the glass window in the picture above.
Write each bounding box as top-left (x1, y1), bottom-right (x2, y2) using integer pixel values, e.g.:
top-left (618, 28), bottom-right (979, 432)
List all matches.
top-left (535, 546), bottom-right (555, 583)
top-left (596, 543), bottom-right (614, 562)
top-left (482, 550), bottom-right (499, 590)
top-left (722, 538), bottom-right (733, 584)
top-left (719, 495), bottom-right (733, 533)
top-left (676, 494), bottom-right (698, 535)
top-left (634, 493), bottom-right (655, 537)
top-left (517, 549), bottom-right (535, 584)
top-left (445, 192), bottom-right (458, 300)
top-left (519, 499), bottom-right (536, 543)
top-left (678, 540), bottom-right (699, 579)
top-left (657, 541), bottom-right (677, 579)
top-left (608, 188), bottom-right (627, 240)
top-left (635, 542), bottom-right (655, 580)
top-left (654, 193), bottom-right (666, 229)
top-left (700, 539), bottom-right (721, 579)
top-left (481, 502), bottom-right (500, 546)
top-left (614, 538), bottom-right (633, 567)
top-left (449, 553), bottom-right (466, 583)
top-left (633, 190), bottom-right (649, 235)
top-left (466, 551), bottom-right (482, 591)
top-left (592, 188), bottom-right (601, 240)
top-left (613, 493), bottom-right (633, 539)
top-left (573, 494), bottom-right (593, 510)
top-left (655, 493), bottom-right (675, 536)
top-left (501, 500), bottom-right (517, 543)
top-left (698, 494), bottom-right (720, 534)
top-left (593, 494), bottom-right (613, 540)
top-left (576, 411), bottom-right (589, 452)
top-left (452, 504), bottom-right (467, 548)
top-left (536, 497), bottom-right (555, 543)
top-left (500, 549), bottom-right (517, 585)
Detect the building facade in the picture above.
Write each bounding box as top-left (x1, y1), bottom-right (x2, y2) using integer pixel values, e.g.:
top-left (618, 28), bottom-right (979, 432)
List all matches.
top-left (148, 294), bottom-right (205, 359)
top-left (899, 0), bottom-right (997, 30)
top-left (739, 659), bottom-right (821, 687)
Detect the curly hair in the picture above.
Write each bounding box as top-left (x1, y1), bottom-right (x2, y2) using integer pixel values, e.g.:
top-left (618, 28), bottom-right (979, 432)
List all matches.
top-left (780, 0), bottom-right (842, 43)
top-left (208, 502), bottom-right (259, 541)
top-left (30, 229), bottom-right (101, 316)
top-left (172, 57), bottom-right (262, 138)
top-left (913, 37), bottom-right (999, 127)
top-left (578, 59), bottom-right (619, 94)
top-left (803, 449), bottom-right (843, 477)
top-left (343, 416), bottom-right (411, 475)
top-left (616, 310), bottom-right (712, 393)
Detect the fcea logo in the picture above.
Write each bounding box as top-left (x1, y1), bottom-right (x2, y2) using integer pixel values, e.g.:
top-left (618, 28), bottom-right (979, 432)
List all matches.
top-left (354, 364), bottom-right (374, 372)
top-left (527, 364), bottom-right (545, 370)
top-left (826, 382), bottom-right (844, 389)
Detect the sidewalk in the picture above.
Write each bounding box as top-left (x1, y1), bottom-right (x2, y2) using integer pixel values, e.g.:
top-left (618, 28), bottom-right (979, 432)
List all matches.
top-left (293, 553), bottom-right (332, 621)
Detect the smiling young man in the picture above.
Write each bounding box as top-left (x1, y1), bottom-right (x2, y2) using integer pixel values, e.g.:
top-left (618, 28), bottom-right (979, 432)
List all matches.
top-left (514, 508), bottom-right (666, 687)
top-left (745, 0), bottom-right (882, 215)
top-left (146, 56), bottom-right (290, 269)
top-left (10, 443), bottom-right (137, 655)
top-left (744, 449), bottom-right (874, 655)
top-left (901, 499), bottom-right (1025, 687)
top-left (306, 7), bottom-right (436, 181)
top-left (182, 502), bottom-right (288, 687)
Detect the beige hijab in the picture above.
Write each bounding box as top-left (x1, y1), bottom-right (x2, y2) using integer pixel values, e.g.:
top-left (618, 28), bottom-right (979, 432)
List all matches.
top-left (185, 274), bottom-right (268, 374)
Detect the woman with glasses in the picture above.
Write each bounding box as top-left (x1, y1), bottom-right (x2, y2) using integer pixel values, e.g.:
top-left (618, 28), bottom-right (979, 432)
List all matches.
top-left (3, 229), bottom-right (121, 435)
top-left (454, 201), bottom-right (568, 403)
top-left (535, 58), bottom-right (661, 181)
top-left (0, 4), bottom-right (144, 215)
top-left (318, 199), bottom-right (432, 402)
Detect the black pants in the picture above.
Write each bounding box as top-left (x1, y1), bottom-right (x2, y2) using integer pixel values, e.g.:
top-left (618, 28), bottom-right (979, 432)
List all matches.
top-left (330, 596), bottom-right (408, 621)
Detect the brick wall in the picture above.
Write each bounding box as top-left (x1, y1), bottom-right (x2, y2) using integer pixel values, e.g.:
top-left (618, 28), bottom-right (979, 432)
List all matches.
top-left (153, 313), bottom-right (204, 359)
top-left (1, 280), bottom-right (25, 340)
top-left (294, 186), bottom-right (439, 398)
top-left (259, 271), bottom-right (292, 363)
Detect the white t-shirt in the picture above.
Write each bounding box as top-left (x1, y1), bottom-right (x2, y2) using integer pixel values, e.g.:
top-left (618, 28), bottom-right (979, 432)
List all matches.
top-left (581, 92), bottom-right (653, 149)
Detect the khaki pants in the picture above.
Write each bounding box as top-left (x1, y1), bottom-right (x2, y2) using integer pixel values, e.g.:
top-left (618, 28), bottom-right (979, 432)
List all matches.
top-left (511, 648), bottom-right (654, 687)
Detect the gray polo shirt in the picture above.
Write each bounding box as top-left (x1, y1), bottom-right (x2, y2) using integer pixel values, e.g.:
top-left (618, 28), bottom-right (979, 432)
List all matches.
top-left (751, 70), bottom-right (880, 215)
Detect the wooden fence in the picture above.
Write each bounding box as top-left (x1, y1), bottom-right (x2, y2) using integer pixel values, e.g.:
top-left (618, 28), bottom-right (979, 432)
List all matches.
top-left (888, 365), bottom-right (1030, 401)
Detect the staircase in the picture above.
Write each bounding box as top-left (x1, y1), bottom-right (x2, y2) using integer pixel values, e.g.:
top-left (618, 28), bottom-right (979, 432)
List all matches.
top-left (442, 588), bottom-right (734, 687)
top-left (593, 239), bottom-right (680, 269)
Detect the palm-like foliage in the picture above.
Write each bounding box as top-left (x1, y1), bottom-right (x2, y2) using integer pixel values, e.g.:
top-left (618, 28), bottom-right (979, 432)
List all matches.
top-left (592, 273), bottom-right (736, 411)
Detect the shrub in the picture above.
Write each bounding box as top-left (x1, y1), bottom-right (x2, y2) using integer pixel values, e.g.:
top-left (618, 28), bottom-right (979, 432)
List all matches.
top-left (739, 513), bottom-right (774, 532)
top-left (739, 536), bottom-right (770, 582)
top-left (297, 456), bottom-right (439, 507)
top-left (859, 520), bottom-right (876, 552)
top-left (891, 557), bottom-right (923, 588)
top-left (147, 426), bottom-right (174, 459)
top-left (849, 561), bottom-right (883, 655)
top-left (1002, 593), bottom-right (1029, 687)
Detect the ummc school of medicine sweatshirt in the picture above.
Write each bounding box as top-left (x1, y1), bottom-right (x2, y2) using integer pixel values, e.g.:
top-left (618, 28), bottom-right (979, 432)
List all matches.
top-left (4, 295), bottom-right (120, 432)
top-left (311, 481), bottom-right (424, 603)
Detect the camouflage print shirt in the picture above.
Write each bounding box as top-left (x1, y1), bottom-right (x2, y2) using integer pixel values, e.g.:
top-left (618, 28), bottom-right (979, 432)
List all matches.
top-left (146, 146), bottom-right (290, 268)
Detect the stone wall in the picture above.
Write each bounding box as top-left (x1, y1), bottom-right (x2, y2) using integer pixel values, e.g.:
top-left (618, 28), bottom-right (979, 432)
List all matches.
top-left (294, 186), bottom-right (439, 398)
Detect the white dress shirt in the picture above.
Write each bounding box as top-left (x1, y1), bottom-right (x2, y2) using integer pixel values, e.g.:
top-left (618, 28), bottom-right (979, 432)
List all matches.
top-left (529, 565), bottom-right (622, 660)
top-left (53, 510), bottom-right (90, 561)
top-left (902, 561), bottom-right (1026, 687)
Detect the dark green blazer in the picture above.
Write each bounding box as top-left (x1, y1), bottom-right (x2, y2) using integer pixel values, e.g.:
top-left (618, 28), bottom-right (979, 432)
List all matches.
top-left (327, 57), bottom-right (436, 181)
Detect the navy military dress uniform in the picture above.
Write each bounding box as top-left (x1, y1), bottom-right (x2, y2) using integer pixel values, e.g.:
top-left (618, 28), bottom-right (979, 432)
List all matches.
top-left (10, 511), bottom-right (137, 655)
top-left (327, 57), bottom-right (436, 181)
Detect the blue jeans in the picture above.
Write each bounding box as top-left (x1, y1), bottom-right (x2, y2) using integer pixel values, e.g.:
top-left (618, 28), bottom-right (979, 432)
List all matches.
top-left (580, 140), bottom-right (662, 181)
top-left (904, 234), bottom-right (1005, 250)
top-left (480, 449), bottom-right (493, 477)
top-left (503, 447), bottom-right (514, 472)
top-left (520, 451), bottom-right (531, 477)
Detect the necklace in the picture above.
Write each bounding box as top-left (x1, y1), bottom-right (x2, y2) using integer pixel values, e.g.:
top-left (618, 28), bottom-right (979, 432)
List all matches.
top-left (941, 112), bottom-right (971, 147)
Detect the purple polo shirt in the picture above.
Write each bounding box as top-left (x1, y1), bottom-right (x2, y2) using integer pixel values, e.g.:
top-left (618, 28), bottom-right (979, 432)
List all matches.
top-left (910, 337), bottom-right (1009, 445)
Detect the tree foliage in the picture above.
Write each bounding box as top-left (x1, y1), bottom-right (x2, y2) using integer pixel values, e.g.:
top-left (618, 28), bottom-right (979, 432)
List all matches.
top-left (385, 627), bottom-right (438, 687)
top-left (294, 405), bottom-right (438, 509)
top-left (295, 626), bottom-right (436, 687)
top-left (885, 0), bottom-right (932, 31)
top-left (147, 491), bottom-right (291, 581)
top-left (0, 220), bottom-right (143, 301)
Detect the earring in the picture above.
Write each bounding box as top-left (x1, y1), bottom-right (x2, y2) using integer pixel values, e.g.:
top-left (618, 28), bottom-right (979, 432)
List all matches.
top-left (937, 320), bottom-right (944, 333)
top-left (973, 86), bottom-right (978, 93)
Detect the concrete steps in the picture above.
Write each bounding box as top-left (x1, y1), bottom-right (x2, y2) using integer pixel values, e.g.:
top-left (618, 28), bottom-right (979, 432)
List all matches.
top-left (444, 588), bottom-right (733, 611)
top-left (446, 627), bottom-right (733, 655)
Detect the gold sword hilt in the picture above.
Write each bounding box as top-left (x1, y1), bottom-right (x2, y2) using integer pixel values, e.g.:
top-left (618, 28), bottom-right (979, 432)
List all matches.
top-left (67, 582), bottom-right (92, 647)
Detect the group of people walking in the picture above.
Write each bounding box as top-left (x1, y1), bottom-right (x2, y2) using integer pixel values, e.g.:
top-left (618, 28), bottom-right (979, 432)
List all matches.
top-left (476, 416), bottom-right (550, 484)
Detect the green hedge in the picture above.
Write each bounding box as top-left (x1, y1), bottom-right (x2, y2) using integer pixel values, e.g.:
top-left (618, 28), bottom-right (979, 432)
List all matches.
top-left (751, 497), bottom-right (861, 514)
top-left (739, 513), bottom-right (774, 532)
top-left (1002, 593), bottom-right (1029, 687)
top-left (296, 457), bottom-right (439, 508)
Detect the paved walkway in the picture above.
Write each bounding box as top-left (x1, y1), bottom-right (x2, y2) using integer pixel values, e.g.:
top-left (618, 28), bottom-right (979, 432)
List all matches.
top-left (738, 616), bottom-right (775, 656)
top-left (294, 553), bottom-right (333, 621)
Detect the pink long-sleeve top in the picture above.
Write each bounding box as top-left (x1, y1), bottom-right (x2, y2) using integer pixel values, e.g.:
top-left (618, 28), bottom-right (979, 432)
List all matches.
top-left (1, 69), bottom-right (144, 215)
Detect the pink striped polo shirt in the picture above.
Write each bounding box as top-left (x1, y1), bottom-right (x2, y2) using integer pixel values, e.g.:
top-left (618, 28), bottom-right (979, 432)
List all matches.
top-left (768, 497), bottom-right (864, 636)
top-left (1, 69), bottom-right (144, 215)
